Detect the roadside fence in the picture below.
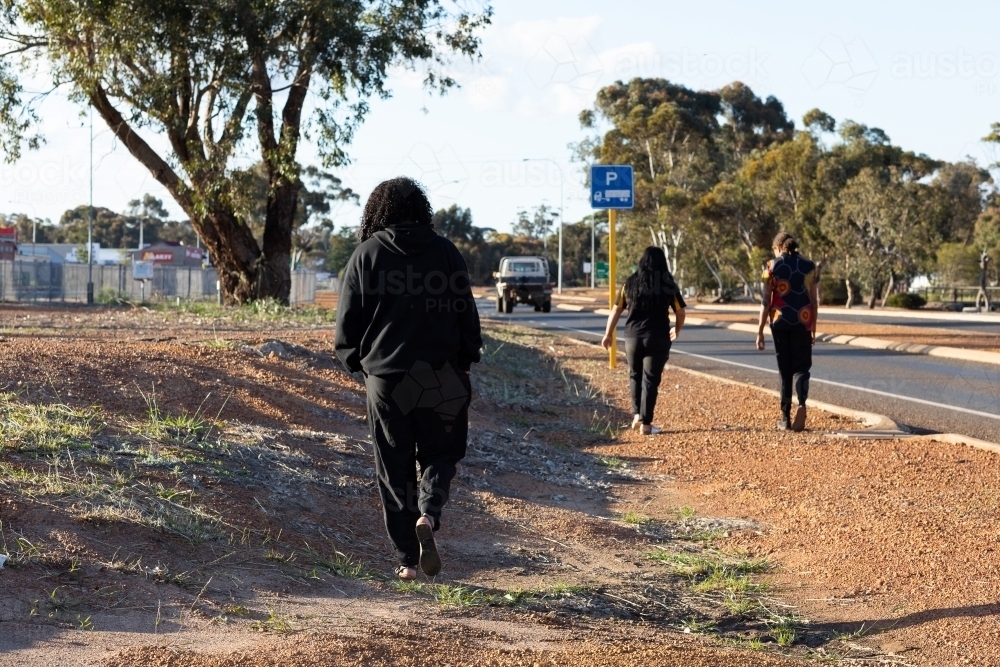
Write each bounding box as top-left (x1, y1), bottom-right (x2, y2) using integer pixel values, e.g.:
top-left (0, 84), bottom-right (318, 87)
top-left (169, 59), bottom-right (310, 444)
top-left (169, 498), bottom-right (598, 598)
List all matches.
top-left (0, 260), bottom-right (317, 305)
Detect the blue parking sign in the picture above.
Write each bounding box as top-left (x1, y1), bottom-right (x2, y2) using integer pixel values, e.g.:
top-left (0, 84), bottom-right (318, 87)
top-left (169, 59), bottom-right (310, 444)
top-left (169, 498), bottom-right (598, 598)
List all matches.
top-left (590, 165), bottom-right (634, 209)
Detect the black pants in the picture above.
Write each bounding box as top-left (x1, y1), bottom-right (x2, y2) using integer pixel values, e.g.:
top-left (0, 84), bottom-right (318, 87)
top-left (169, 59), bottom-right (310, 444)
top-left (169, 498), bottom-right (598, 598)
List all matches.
top-left (772, 327), bottom-right (812, 415)
top-left (365, 363), bottom-right (470, 567)
top-left (625, 337), bottom-right (670, 425)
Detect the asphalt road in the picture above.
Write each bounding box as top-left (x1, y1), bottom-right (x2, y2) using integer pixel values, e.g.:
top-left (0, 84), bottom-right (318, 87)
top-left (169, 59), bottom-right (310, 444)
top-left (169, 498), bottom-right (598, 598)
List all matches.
top-left (479, 300), bottom-right (1000, 443)
top-left (692, 306), bottom-right (1000, 335)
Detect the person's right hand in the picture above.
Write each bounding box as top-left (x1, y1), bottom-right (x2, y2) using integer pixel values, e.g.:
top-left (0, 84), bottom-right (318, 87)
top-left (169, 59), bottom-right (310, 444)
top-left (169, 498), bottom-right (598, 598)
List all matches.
top-left (755, 332), bottom-right (765, 351)
top-left (601, 333), bottom-right (612, 350)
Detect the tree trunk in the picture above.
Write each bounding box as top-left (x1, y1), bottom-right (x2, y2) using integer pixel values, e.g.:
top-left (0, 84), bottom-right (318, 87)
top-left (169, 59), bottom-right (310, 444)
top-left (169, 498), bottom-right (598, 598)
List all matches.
top-left (845, 279), bottom-right (853, 309)
top-left (704, 258), bottom-right (724, 299)
top-left (258, 178), bottom-right (300, 303)
top-left (197, 207), bottom-right (264, 305)
top-left (880, 272), bottom-right (895, 308)
top-left (868, 282), bottom-right (882, 310)
top-left (729, 264), bottom-right (757, 301)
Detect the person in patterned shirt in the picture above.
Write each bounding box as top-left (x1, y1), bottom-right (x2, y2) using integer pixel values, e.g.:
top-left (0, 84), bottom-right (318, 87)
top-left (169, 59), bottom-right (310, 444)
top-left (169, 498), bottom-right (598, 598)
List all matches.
top-left (755, 232), bottom-right (818, 431)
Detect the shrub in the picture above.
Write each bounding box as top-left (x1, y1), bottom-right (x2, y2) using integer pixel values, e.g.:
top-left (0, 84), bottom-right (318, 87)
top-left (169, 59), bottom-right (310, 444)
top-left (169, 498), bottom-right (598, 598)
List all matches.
top-left (885, 292), bottom-right (926, 309)
top-left (96, 287), bottom-right (122, 305)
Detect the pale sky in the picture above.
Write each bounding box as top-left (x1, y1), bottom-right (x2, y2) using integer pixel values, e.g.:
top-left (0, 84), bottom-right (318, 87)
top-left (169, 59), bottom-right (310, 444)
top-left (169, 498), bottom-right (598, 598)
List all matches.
top-left (2, 0), bottom-right (999, 234)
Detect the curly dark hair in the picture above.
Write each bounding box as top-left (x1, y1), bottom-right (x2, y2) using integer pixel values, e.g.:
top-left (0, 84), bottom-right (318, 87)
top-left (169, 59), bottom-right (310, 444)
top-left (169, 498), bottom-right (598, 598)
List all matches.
top-left (624, 246), bottom-right (679, 313)
top-left (772, 231), bottom-right (799, 254)
top-left (358, 177), bottom-right (433, 241)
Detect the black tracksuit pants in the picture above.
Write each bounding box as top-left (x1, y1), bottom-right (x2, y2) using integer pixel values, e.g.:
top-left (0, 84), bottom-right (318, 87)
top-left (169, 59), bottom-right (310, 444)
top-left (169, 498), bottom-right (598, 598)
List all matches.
top-left (772, 327), bottom-right (812, 415)
top-left (625, 337), bottom-right (670, 425)
top-left (364, 365), bottom-right (470, 567)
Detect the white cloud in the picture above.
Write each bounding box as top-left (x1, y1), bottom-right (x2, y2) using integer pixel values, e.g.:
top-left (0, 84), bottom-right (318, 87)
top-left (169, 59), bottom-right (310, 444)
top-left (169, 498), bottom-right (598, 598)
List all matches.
top-left (446, 15), bottom-right (608, 118)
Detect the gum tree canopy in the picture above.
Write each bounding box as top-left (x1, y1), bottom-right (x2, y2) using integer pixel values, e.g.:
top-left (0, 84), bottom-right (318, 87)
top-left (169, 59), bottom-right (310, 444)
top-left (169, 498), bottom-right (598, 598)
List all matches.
top-left (0, 0), bottom-right (491, 303)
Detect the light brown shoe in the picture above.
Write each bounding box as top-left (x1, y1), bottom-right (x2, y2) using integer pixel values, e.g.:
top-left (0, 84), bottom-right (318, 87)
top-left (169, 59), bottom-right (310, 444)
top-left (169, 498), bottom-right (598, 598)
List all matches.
top-left (792, 405), bottom-right (807, 432)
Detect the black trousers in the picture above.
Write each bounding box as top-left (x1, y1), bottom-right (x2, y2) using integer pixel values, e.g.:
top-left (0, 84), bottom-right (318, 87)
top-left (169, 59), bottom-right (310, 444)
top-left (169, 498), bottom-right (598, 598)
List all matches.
top-left (625, 337), bottom-right (670, 425)
top-left (772, 327), bottom-right (812, 414)
top-left (365, 364), bottom-right (470, 567)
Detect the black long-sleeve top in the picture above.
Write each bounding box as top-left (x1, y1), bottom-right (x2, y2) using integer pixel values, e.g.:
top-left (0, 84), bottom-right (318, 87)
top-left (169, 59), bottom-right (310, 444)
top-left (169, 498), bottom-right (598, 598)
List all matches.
top-left (334, 223), bottom-right (482, 377)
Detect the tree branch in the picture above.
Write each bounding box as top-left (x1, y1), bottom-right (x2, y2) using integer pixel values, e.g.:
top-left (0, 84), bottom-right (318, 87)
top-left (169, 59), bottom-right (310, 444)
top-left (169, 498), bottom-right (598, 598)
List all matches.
top-left (90, 85), bottom-right (193, 215)
top-left (251, 54), bottom-right (277, 157)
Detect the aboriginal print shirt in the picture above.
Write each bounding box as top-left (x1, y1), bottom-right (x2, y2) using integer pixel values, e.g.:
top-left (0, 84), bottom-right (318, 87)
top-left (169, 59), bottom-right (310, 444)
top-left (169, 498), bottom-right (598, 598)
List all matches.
top-left (763, 253), bottom-right (817, 331)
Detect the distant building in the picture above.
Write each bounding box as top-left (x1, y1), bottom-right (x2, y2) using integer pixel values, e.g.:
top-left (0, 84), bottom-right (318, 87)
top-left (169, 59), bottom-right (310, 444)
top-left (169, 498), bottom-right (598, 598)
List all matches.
top-left (19, 243), bottom-right (127, 265)
top-left (0, 227), bottom-right (16, 261)
top-left (19, 244), bottom-right (72, 263)
top-left (130, 241), bottom-right (204, 267)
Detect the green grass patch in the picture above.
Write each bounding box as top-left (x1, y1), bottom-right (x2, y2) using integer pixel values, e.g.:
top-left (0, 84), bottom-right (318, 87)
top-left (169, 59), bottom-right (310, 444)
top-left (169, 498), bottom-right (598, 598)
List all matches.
top-left (598, 455), bottom-right (627, 469)
top-left (132, 386), bottom-right (214, 447)
top-left (156, 298), bottom-right (336, 325)
top-left (620, 511), bottom-right (652, 526)
top-left (675, 506), bottom-right (696, 519)
top-left (0, 394), bottom-right (101, 454)
top-left (390, 580), bottom-right (584, 609)
top-left (249, 607), bottom-right (293, 633)
top-left (307, 548), bottom-right (377, 580)
top-left (773, 623), bottom-right (796, 646)
top-left (680, 617), bottom-right (716, 634)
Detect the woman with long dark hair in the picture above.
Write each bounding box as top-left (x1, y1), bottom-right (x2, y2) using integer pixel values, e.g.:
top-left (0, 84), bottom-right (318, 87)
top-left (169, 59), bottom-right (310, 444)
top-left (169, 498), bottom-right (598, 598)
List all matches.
top-left (601, 246), bottom-right (686, 435)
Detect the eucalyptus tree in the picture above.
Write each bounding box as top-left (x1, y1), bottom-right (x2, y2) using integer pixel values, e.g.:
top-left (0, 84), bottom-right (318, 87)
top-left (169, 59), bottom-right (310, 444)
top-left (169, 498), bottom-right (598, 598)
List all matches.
top-left (579, 78), bottom-right (722, 279)
top-left (0, 0), bottom-right (490, 303)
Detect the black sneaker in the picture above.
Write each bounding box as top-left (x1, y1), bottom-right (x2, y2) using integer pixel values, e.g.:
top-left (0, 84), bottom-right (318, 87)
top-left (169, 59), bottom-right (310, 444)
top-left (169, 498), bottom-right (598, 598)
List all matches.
top-left (415, 517), bottom-right (442, 576)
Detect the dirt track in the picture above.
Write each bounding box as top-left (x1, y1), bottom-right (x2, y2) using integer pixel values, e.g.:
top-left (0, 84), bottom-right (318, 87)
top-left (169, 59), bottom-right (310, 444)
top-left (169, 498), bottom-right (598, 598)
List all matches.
top-left (0, 304), bottom-right (996, 666)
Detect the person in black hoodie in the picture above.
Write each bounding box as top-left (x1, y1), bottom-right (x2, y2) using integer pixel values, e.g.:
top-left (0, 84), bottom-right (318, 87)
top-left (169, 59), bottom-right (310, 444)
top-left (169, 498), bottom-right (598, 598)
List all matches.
top-left (335, 177), bottom-right (482, 580)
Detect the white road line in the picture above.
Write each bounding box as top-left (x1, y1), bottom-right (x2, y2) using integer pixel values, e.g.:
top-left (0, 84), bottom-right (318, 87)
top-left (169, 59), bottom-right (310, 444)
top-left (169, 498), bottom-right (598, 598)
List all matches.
top-left (532, 321), bottom-right (1000, 422)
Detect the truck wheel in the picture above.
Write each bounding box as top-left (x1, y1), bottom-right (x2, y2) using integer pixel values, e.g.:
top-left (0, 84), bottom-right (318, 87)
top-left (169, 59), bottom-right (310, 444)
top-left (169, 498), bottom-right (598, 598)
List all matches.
top-left (542, 300), bottom-right (551, 313)
top-left (533, 303), bottom-right (542, 312)
top-left (504, 295), bottom-right (513, 313)
top-left (495, 297), bottom-right (503, 313)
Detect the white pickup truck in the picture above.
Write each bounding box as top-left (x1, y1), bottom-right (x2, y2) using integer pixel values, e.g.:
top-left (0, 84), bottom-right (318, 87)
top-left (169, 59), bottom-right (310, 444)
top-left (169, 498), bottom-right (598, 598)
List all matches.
top-left (492, 256), bottom-right (552, 313)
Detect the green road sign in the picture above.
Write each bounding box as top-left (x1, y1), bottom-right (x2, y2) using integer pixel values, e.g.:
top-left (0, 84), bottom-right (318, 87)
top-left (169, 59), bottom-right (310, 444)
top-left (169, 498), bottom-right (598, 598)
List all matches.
top-left (595, 261), bottom-right (609, 280)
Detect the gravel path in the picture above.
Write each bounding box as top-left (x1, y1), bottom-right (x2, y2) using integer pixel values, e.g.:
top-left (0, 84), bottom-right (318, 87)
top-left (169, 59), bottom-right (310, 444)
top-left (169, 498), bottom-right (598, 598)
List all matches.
top-left (1, 306), bottom-right (995, 666)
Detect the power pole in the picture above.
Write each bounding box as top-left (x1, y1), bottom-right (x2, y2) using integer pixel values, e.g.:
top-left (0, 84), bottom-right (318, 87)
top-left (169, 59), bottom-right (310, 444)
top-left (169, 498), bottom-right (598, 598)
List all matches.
top-left (590, 214), bottom-right (596, 290)
top-left (87, 107), bottom-right (94, 304)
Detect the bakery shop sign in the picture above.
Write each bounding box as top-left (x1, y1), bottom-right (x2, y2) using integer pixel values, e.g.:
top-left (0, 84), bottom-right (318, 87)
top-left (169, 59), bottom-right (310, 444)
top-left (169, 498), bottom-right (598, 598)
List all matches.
top-left (141, 250), bottom-right (176, 263)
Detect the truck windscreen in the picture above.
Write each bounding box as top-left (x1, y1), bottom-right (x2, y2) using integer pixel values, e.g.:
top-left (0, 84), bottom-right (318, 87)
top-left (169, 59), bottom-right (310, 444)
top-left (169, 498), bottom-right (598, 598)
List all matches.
top-left (508, 262), bottom-right (539, 273)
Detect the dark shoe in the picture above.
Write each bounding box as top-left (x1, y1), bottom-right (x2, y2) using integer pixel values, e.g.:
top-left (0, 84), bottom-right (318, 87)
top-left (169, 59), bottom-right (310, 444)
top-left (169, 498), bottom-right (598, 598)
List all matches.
top-left (415, 515), bottom-right (441, 576)
top-left (792, 405), bottom-right (807, 432)
top-left (777, 419), bottom-right (791, 431)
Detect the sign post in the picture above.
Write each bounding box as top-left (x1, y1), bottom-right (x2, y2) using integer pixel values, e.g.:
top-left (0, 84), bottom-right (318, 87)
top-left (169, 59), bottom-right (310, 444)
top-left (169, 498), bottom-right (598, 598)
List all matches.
top-left (590, 165), bottom-right (634, 368)
top-left (608, 210), bottom-right (616, 366)
top-left (133, 260), bottom-right (153, 303)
